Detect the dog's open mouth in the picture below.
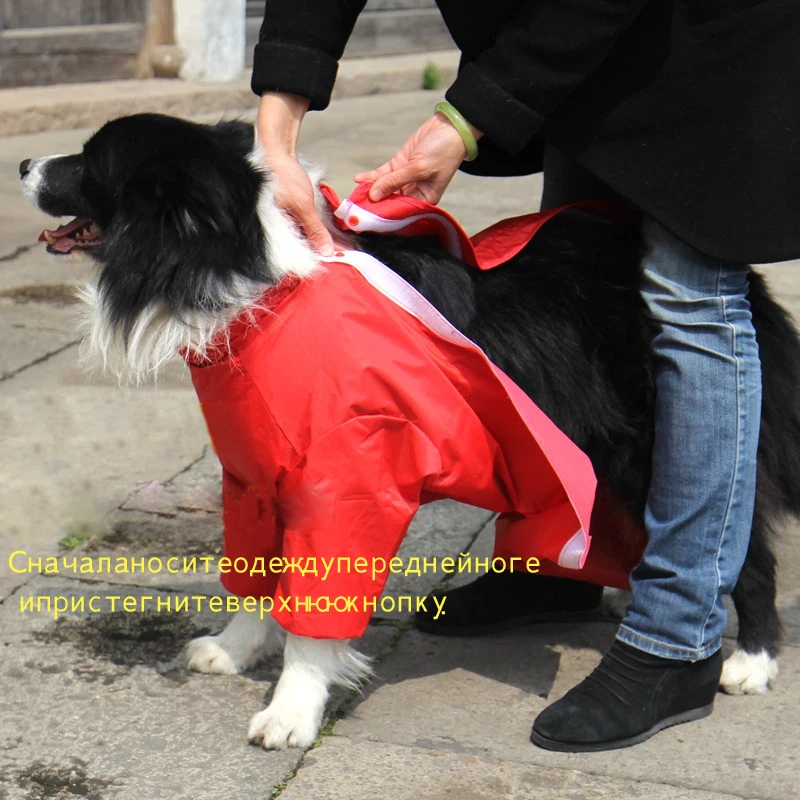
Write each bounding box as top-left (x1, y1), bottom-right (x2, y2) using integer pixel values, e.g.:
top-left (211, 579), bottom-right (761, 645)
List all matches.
top-left (39, 217), bottom-right (102, 254)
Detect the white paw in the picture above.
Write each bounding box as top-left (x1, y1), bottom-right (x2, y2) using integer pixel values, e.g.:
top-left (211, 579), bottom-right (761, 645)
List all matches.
top-left (720, 648), bottom-right (779, 695)
top-left (186, 636), bottom-right (240, 675)
top-left (244, 632), bottom-right (368, 749)
top-left (186, 609), bottom-right (284, 675)
top-left (248, 698), bottom-right (323, 750)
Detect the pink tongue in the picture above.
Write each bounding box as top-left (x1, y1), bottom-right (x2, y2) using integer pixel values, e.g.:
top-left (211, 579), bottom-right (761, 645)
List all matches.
top-left (50, 237), bottom-right (80, 253)
top-left (38, 217), bottom-right (92, 242)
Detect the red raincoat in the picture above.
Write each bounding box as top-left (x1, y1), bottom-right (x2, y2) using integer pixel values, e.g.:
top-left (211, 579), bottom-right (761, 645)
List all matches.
top-left (188, 186), bottom-right (645, 638)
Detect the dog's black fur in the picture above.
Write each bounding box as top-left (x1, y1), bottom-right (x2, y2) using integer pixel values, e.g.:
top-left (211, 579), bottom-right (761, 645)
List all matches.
top-left (22, 114), bottom-right (800, 669)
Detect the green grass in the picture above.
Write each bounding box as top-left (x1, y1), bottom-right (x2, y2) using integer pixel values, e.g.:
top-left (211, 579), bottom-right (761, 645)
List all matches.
top-left (422, 61), bottom-right (443, 91)
top-left (58, 524), bottom-right (94, 550)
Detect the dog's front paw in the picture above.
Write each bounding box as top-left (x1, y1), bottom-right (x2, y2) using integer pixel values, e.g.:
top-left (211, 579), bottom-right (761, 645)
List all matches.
top-left (186, 610), bottom-right (283, 675)
top-left (720, 648), bottom-right (779, 695)
top-left (247, 697), bottom-right (324, 750)
top-left (186, 635), bottom-right (241, 675)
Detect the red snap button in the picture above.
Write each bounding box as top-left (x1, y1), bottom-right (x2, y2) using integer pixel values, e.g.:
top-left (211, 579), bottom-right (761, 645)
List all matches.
top-left (348, 216), bottom-right (359, 226)
top-left (335, 251), bottom-right (345, 258)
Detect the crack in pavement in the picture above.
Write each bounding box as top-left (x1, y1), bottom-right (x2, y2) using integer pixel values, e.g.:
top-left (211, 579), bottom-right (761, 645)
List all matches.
top-left (0, 339), bottom-right (80, 383)
top-left (0, 243), bottom-right (38, 263)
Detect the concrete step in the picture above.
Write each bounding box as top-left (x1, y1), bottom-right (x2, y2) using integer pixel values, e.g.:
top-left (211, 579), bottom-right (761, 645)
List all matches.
top-left (0, 50), bottom-right (459, 137)
top-left (0, 23), bottom-right (144, 89)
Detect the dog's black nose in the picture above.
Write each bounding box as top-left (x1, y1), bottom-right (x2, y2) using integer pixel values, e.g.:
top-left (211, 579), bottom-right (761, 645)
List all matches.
top-left (19, 159), bottom-right (31, 178)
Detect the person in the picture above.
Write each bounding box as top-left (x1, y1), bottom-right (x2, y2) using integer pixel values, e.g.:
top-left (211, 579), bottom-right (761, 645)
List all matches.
top-left (250, 0), bottom-right (800, 751)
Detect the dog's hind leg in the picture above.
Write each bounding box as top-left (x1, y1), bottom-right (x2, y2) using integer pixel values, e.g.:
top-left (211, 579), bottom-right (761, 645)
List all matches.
top-left (248, 633), bottom-right (372, 749)
top-left (721, 508), bottom-right (781, 695)
top-left (186, 607), bottom-right (284, 675)
top-left (721, 272), bottom-right (797, 695)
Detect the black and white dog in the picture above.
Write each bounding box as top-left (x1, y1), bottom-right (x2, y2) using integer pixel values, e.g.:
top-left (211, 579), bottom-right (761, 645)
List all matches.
top-left (20, 113), bottom-right (800, 748)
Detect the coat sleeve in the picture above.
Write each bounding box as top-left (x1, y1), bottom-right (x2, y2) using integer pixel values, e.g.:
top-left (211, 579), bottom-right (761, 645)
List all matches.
top-left (271, 415), bottom-right (442, 639)
top-left (443, 0), bottom-right (651, 155)
top-left (251, 0), bottom-right (368, 108)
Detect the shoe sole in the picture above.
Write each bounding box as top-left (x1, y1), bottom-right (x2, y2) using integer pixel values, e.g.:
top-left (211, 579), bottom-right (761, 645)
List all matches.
top-left (529, 702), bottom-right (715, 753)
top-left (414, 607), bottom-right (603, 638)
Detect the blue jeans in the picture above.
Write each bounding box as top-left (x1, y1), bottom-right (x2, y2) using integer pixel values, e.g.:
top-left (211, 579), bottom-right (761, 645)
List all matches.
top-left (616, 218), bottom-right (762, 660)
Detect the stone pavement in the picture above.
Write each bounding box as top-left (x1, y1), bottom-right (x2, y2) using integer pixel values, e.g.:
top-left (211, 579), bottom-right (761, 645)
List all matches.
top-left (0, 68), bottom-right (799, 800)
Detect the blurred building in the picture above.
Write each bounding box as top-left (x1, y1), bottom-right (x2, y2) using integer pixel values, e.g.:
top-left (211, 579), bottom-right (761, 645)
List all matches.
top-left (0, 0), bottom-right (453, 89)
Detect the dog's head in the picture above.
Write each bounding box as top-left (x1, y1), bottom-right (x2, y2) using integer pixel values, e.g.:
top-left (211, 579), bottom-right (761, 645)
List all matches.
top-left (20, 113), bottom-right (329, 382)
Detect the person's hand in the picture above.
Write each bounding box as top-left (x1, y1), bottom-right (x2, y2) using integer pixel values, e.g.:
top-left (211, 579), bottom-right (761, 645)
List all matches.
top-left (355, 111), bottom-right (482, 204)
top-left (256, 92), bottom-right (334, 255)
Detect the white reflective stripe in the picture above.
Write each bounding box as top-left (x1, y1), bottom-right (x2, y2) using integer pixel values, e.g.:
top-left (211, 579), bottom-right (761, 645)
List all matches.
top-left (558, 528), bottom-right (589, 569)
top-left (320, 250), bottom-right (478, 350)
top-left (334, 199), bottom-right (464, 260)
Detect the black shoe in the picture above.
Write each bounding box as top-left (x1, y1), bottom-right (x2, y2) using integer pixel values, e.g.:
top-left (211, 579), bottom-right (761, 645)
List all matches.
top-left (414, 571), bottom-right (604, 636)
top-left (530, 640), bottom-right (722, 752)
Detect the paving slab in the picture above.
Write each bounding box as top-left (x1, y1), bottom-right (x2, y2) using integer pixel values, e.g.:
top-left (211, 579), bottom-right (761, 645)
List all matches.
top-left (774, 530), bottom-right (800, 609)
top-left (758, 262), bottom-right (800, 304)
top-left (0, 575), bottom-right (396, 800)
top-left (335, 625), bottom-right (612, 755)
top-left (1, 450), bottom-right (223, 601)
top-left (334, 625), bottom-right (800, 800)
top-left (119, 445), bottom-right (222, 517)
top-left (0, 302), bottom-right (80, 377)
top-left (0, 348), bottom-right (208, 588)
top-left (0, 247), bottom-right (95, 296)
top-left (0, 577), bottom-right (300, 800)
top-left (781, 598), bottom-right (800, 646)
top-left (278, 736), bottom-right (751, 800)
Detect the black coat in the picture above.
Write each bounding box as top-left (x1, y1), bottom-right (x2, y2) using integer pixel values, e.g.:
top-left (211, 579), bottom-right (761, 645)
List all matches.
top-left (253, 0), bottom-right (800, 263)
